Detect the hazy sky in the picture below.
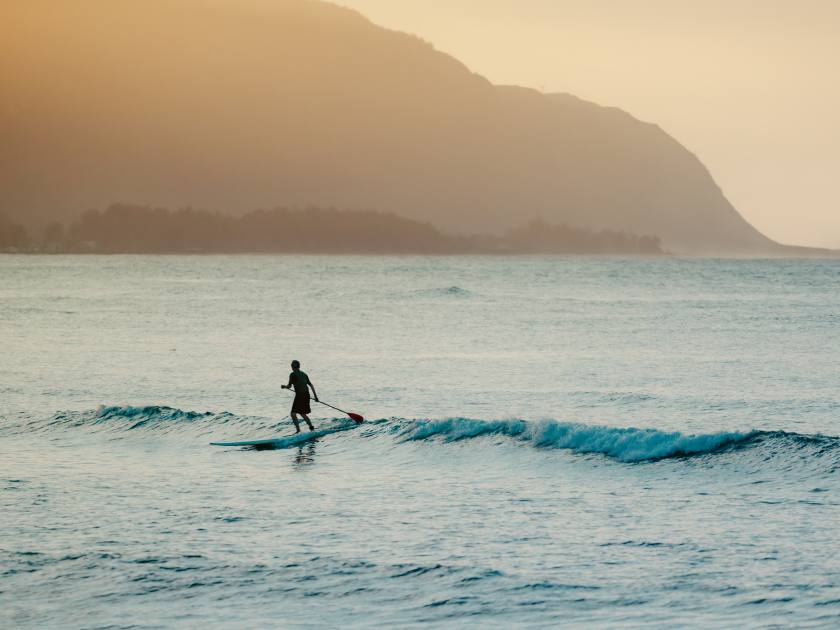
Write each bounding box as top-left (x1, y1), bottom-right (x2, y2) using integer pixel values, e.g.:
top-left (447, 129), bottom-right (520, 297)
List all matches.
top-left (338, 0), bottom-right (840, 248)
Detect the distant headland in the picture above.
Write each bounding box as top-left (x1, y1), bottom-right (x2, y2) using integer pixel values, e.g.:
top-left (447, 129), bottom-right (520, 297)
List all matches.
top-left (0, 205), bottom-right (663, 256)
top-left (1, 0), bottom-right (836, 256)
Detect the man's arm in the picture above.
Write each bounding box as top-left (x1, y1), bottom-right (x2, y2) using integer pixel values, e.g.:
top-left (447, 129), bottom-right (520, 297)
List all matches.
top-left (282, 373), bottom-right (293, 390)
top-left (308, 379), bottom-right (318, 402)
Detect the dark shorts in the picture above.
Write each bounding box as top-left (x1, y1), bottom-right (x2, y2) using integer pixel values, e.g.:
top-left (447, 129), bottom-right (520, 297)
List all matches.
top-left (292, 393), bottom-right (311, 415)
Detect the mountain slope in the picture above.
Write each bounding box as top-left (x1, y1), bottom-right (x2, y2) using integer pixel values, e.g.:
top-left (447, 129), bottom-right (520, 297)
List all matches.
top-left (0, 0), bottom-right (781, 254)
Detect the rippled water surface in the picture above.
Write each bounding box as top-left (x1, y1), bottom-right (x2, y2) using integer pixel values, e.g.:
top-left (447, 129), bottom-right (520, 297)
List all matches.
top-left (2, 255), bottom-right (840, 628)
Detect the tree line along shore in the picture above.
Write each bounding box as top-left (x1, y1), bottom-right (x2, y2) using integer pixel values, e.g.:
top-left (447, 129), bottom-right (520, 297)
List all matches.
top-left (0, 204), bottom-right (664, 255)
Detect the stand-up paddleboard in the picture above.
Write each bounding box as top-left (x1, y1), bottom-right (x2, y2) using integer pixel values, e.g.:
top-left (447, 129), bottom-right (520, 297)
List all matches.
top-left (210, 422), bottom-right (359, 450)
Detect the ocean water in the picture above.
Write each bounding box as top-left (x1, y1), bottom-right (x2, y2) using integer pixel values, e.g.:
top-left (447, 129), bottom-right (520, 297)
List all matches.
top-left (2, 254), bottom-right (840, 628)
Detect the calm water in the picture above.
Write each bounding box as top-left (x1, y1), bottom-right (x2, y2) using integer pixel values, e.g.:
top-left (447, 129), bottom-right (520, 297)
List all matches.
top-left (2, 255), bottom-right (840, 628)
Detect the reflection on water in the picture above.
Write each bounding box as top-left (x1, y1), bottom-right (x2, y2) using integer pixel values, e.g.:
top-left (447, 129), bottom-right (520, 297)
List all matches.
top-left (293, 442), bottom-right (318, 467)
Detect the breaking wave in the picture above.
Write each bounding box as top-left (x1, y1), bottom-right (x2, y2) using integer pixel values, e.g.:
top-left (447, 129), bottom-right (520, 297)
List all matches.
top-left (398, 418), bottom-right (758, 462)
top-left (4, 406), bottom-right (839, 468)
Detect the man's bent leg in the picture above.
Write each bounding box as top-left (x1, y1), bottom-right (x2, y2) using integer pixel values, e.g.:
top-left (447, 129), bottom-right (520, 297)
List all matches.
top-left (302, 414), bottom-right (315, 431)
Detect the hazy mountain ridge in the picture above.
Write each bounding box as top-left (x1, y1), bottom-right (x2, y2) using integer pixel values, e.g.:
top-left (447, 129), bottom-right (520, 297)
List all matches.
top-left (0, 0), bottom-right (829, 255)
top-left (0, 204), bottom-right (664, 255)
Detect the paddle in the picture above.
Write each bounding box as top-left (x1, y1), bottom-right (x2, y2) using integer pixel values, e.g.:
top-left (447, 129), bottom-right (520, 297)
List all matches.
top-left (314, 399), bottom-right (365, 424)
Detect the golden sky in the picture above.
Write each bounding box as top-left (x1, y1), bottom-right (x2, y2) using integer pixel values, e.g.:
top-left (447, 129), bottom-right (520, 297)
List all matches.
top-left (339, 0), bottom-right (840, 248)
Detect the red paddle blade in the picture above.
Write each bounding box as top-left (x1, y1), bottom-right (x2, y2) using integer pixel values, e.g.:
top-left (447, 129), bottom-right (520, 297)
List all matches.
top-left (348, 413), bottom-right (365, 423)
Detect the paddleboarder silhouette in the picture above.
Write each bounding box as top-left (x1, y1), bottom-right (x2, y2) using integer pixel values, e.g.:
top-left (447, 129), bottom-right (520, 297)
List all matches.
top-left (282, 360), bottom-right (318, 433)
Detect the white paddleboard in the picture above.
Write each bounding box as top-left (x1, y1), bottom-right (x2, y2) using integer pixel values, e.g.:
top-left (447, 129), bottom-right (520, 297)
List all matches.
top-left (210, 423), bottom-right (356, 449)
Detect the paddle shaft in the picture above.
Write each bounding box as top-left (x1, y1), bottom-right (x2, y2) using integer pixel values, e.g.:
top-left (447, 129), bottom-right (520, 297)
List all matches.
top-left (285, 387), bottom-right (363, 421)
top-left (313, 399), bottom-right (352, 416)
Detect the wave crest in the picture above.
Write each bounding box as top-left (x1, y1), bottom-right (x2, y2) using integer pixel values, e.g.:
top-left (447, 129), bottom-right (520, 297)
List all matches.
top-left (5, 406), bottom-right (839, 469)
top-left (95, 405), bottom-right (213, 425)
top-left (399, 418), bottom-right (759, 462)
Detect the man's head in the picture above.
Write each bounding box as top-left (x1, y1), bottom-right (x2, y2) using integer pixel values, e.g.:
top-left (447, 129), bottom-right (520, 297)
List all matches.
top-left (291, 360), bottom-right (300, 370)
